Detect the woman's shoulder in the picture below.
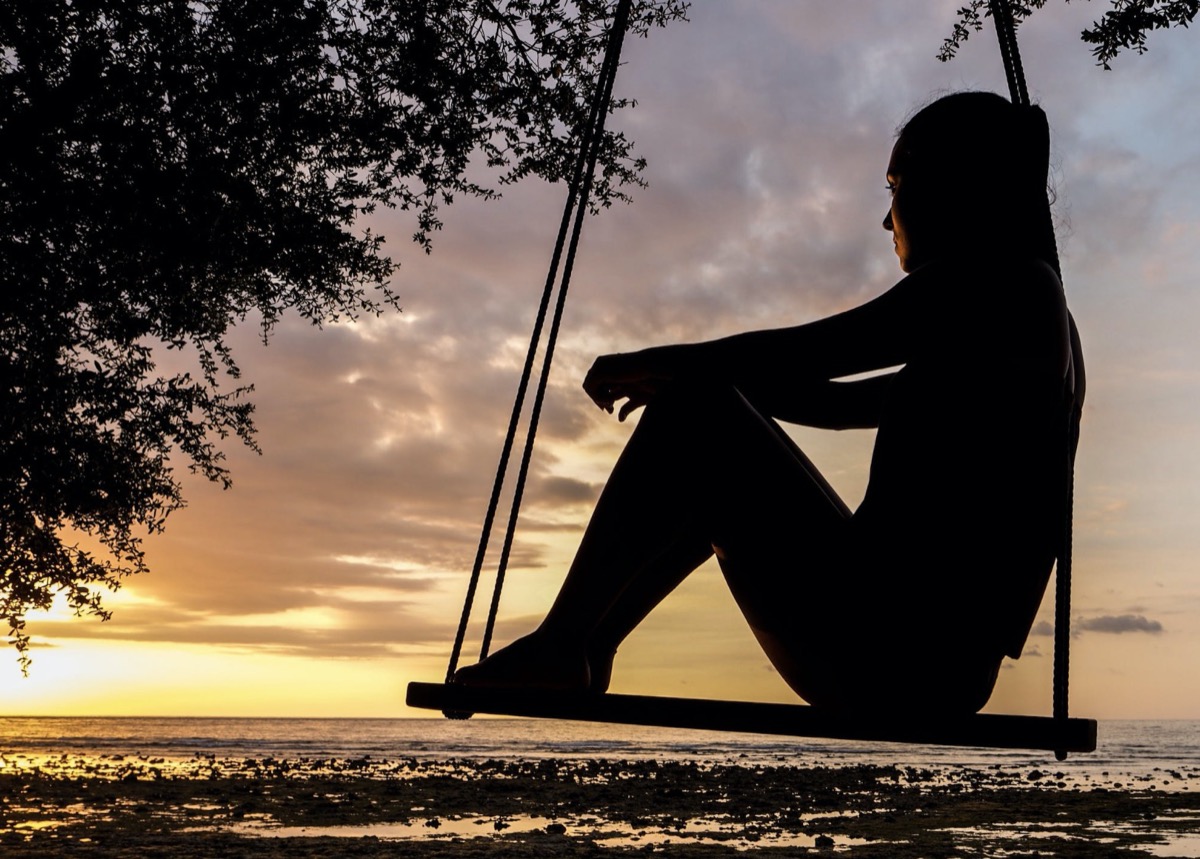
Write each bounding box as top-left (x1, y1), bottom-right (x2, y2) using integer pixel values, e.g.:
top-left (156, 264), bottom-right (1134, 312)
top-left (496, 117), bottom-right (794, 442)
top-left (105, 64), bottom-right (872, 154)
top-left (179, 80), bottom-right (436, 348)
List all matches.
top-left (905, 253), bottom-right (1061, 289)
top-left (885, 256), bottom-right (1070, 377)
top-left (901, 254), bottom-right (1067, 320)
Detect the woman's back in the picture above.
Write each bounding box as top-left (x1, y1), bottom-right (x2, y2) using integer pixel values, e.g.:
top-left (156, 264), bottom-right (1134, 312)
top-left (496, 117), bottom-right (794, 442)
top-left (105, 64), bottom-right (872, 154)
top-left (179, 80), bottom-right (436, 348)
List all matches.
top-left (856, 255), bottom-right (1073, 659)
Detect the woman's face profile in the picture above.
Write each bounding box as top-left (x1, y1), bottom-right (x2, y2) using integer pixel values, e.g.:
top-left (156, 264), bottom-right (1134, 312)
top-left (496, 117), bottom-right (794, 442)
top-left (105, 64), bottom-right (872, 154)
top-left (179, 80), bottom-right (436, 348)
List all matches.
top-left (882, 136), bottom-right (931, 273)
top-left (884, 103), bottom-right (1030, 272)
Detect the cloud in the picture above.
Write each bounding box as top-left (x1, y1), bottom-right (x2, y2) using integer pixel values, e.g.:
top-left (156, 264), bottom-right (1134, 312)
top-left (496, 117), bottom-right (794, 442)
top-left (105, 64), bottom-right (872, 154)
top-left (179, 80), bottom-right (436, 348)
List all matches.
top-left (27, 601), bottom-right (458, 658)
top-left (1078, 614), bottom-right (1164, 634)
top-left (1030, 615), bottom-right (1164, 637)
top-left (529, 475), bottom-right (602, 507)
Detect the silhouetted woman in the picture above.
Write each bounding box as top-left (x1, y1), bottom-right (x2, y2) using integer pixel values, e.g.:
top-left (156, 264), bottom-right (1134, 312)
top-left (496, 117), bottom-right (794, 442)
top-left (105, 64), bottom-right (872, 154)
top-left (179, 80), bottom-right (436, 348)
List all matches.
top-left (455, 91), bottom-right (1082, 713)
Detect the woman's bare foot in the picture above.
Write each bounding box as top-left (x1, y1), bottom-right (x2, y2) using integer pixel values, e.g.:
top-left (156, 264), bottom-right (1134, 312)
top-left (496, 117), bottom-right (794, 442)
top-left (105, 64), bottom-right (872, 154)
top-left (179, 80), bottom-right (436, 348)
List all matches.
top-left (451, 630), bottom-right (591, 690)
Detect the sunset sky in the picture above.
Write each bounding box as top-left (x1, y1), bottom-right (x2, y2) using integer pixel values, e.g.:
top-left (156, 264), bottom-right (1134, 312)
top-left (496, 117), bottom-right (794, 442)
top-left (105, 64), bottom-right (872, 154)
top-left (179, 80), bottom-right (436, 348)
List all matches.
top-left (5, 1), bottom-right (1198, 720)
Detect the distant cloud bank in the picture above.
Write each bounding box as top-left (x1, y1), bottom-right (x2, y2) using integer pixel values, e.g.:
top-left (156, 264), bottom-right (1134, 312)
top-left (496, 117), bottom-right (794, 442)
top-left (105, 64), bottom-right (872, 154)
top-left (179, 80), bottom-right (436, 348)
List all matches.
top-left (1030, 614), bottom-right (1165, 636)
top-left (1078, 614), bottom-right (1164, 634)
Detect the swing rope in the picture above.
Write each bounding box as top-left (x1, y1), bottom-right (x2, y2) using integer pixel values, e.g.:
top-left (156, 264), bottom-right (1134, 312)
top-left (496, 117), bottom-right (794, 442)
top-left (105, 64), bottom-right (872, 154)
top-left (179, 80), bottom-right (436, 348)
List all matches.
top-left (444, 0), bottom-right (635, 684)
top-left (991, 0), bottom-right (1030, 107)
top-left (989, 0), bottom-right (1078, 761)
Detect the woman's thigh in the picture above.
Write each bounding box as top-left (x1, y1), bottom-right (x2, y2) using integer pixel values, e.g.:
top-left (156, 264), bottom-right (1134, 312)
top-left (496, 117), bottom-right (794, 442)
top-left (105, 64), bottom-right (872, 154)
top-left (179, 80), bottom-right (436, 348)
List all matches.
top-left (740, 559), bottom-right (1004, 713)
top-left (645, 385), bottom-right (861, 641)
top-left (646, 383), bottom-right (849, 523)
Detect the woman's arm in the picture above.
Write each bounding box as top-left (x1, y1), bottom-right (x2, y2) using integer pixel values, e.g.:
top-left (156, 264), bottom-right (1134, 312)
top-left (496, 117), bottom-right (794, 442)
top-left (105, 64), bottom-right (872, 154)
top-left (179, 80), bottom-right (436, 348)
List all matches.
top-left (584, 271), bottom-right (923, 421)
top-left (739, 373), bottom-right (898, 429)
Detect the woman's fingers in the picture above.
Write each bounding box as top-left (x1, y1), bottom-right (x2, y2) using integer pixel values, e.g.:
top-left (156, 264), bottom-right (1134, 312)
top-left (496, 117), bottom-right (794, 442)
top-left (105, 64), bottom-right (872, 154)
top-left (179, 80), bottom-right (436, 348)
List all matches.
top-left (617, 395), bottom-right (651, 421)
top-left (601, 381), bottom-right (660, 421)
top-left (584, 377), bottom-right (655, 418)
top-left (583, 350), bottom-right (675, 417)
top-left (583, 353), bottom-right (639, 409)
top-left (584, 377), bottom-right (618, 412)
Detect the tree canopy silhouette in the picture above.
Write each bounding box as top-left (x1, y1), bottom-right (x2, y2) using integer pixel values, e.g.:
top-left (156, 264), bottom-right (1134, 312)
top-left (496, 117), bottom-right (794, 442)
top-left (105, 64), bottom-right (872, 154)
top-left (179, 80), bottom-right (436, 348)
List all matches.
top-left (0, 0), bottom-right (686, 666)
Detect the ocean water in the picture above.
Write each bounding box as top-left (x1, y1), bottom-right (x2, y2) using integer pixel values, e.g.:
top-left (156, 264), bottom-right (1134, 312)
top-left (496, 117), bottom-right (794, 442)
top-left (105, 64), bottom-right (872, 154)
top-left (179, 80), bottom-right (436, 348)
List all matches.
top-left (0, 716), bottom-right (1195, 786)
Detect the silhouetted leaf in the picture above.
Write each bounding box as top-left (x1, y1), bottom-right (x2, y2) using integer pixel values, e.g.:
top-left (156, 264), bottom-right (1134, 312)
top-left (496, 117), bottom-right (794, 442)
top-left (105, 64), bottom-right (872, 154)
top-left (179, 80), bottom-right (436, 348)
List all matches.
top-left (938, 0), bottom-right (1197, 67)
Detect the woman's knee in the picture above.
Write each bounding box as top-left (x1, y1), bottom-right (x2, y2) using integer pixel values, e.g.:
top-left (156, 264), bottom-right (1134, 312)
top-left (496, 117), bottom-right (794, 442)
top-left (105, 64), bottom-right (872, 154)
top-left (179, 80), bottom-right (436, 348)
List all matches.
top-left (630, 383), bottom-right (754, 457)
top-left (641, 382), bottom-right (776, 449)
top-left (642, 379), bottom-right (744, 423)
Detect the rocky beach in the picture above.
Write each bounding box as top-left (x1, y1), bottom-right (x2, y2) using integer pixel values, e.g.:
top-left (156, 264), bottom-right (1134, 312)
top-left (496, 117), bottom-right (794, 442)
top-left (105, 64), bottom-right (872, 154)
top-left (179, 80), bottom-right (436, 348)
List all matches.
top-left (2, 751), bottom-right (1197, 857)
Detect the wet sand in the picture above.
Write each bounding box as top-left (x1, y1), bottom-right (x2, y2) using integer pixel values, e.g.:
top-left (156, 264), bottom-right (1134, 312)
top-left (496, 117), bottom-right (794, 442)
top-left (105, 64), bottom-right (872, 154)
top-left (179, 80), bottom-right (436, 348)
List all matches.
top-left (2, 753), bottom-right (1198, 856)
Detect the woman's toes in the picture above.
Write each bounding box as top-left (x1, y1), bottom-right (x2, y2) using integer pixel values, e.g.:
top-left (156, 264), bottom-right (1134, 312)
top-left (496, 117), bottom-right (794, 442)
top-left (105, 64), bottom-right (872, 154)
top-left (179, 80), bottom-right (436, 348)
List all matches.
top-left (451, 632), bottom-right (590, 690)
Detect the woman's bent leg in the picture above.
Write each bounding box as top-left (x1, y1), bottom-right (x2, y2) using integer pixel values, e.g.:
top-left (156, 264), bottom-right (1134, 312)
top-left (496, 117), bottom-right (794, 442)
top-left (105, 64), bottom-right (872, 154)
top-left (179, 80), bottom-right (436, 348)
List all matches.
top-left (454, 383), bottom-right (852, 691)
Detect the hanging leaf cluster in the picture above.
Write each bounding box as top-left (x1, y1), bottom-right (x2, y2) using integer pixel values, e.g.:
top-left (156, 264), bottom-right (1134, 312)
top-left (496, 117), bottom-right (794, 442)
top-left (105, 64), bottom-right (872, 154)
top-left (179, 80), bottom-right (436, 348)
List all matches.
top-left (0, 0), bottom-right (687, 667)
top-left (939, 0), bottom-right (1198, 68)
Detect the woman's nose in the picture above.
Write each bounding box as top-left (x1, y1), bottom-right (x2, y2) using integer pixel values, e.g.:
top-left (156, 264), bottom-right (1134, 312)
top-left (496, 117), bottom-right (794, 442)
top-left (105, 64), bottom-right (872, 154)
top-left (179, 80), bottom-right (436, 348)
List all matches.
top-left (882, 209), bottom-right (893, 231)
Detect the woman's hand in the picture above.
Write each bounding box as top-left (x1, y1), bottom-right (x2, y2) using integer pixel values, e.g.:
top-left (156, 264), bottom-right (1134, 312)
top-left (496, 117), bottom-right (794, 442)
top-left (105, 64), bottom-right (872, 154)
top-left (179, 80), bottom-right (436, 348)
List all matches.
top-left (583, 349), bottom-right (676, 421)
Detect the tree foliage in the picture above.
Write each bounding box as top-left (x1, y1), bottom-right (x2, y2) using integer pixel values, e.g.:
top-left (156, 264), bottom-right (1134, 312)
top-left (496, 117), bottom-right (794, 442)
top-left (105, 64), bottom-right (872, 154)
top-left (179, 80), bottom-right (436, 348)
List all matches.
top-left (0, 0), bottom-right (687, 666)
top-left (940, 0), bottom-right (1198, 68)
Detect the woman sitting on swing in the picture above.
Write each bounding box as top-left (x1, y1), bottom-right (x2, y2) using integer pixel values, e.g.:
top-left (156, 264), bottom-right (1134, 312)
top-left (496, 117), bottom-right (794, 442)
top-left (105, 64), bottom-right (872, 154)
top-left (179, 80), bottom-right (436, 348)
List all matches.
top-left (455, 91), bottom-right (1082, 714)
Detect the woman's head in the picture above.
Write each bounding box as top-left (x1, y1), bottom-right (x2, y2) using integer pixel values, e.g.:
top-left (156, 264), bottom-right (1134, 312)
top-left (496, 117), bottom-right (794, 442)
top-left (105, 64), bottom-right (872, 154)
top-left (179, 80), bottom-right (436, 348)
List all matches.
top-left (883, 91), bottom-right (1055, 273)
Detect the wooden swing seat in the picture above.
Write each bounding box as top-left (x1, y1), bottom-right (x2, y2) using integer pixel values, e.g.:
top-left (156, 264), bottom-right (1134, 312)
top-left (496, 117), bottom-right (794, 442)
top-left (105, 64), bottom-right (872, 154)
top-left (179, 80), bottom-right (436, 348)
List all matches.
top-left (406, 681), bottom-right (1097, 753)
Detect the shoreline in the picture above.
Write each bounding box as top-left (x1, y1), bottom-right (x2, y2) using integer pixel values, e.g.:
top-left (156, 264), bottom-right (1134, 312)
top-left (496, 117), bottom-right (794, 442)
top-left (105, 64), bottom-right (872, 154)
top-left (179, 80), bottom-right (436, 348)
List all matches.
top-left (2, 755), bottom-right (1198, 856)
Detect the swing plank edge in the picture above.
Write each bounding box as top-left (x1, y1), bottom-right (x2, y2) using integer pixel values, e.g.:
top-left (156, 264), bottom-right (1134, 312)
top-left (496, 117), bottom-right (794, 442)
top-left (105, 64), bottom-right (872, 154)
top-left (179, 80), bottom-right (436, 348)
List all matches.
top-left (406, 682), bottom-right (1097, 753)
